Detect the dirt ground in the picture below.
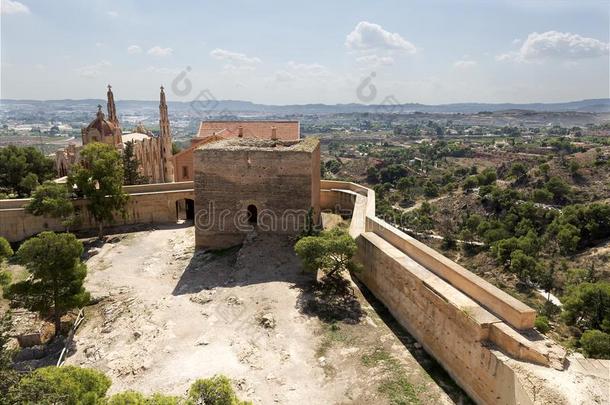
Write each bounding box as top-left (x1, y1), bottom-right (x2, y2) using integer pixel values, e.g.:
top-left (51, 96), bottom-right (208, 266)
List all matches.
top-left (65, 224), bottom-right (465, 404)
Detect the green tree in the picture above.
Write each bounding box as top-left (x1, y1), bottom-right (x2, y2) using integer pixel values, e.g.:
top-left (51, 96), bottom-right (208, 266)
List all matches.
top-left (545, 176), bottom-right (571, 204)
top-left (580, 330), bottom-right (610, 359)
top-left (123, 141), bottom-right (147, 186)
top-left (562, 282), bottom-right (610, 332)
top-left (509, 250), bottom-right (541, 283)
top-left (324, 159), bottom-right (341, 175)
top-left (366, 166), bottom-right (379, 184)
top-left (294, 228), bottom-right (358, 282)
top-left (532, 188), bottom-right (553, 204)
top-left (26, 181), bottom-right (77, 231)
top-left (510, 162), bottom-right (528, 185)
top-left (19, 173), bottom-right (39, 196)
top-left (555, 223), bottom-right (580, 255)
top-left (187, 375), bottom-right (252, 405)
top-left (0, 237), bottom-right (12, 264)
top-left (0, 145), bottom-right (55, 196)
top-left (68, 143), bottom-right (128, 238)
top-left (476, 167), bottom-right (497, 186)
top-left (423, 180), bottom-right (439, 198)
top-left (0, 236), bottom-right (13, 291)
top-left (538, 163), bottom-right (550, 180)
top-left (8, 366), bottom-right (110, 405)
top-left (9, 232), bottom-right (90, 336)
top-left (462, 176), bottom-right (479, 192)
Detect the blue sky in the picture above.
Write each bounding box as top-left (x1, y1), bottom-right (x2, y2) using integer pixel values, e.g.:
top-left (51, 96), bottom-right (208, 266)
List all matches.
top-left (1, 0), bottom-right (609, 104)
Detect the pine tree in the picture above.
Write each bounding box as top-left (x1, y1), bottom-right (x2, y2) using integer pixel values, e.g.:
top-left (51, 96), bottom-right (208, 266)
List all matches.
top-left (8, 232), bottom-right (90, 336)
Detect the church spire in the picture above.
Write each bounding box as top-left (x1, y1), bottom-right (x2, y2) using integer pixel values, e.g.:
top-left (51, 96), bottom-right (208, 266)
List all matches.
top-left (106, 84), bottom-right (119, 125)
top-left (158, 85), bottom-right (174, 182)
top-left (159, 85), bottom-right (170, 139)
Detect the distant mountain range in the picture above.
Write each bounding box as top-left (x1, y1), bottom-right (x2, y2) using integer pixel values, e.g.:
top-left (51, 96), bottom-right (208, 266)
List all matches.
top-left (2, 98), bottom-right (609, 114)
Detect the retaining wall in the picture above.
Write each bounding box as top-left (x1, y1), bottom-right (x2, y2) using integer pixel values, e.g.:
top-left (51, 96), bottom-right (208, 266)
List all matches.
top-left (319, 180), bottom-right (563, 405)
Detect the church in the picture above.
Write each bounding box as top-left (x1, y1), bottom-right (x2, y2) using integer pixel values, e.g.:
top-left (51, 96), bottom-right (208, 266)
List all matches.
top-left (55, 85), bottom-right (174, 184)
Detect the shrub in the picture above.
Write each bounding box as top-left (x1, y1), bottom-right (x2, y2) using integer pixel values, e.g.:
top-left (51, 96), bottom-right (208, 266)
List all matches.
top-left (8, 366), bottom-right (111, 404)
top-left (105, 391), bottom-right (181, 405)
top-left (462, 176), bottom-right (479, 191)
top-left (187, 375), bottom-right (251, 405)
top-left (0, 237), bottom-right (12, 262)
top-left (580, 330), bottom-right (610, 359)
top-left (534, 315), bottom-right (551, 334)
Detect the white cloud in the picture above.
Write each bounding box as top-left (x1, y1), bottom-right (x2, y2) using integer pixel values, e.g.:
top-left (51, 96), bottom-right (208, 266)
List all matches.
top-left (498, 31), bottom-right (609, 62)
top-left (95, 42), bottom-right (104, 48)
top-left (453, 60), bottom-right (477, 69)
top-left (147, 46), bottom-right (173, 57)
top-left (210, 48), bottom-right (262, 66)
top-left (356, 54), bottom-right (395, 67)
top-left (127, 45), bottom-right (142, 54)
top-left (1, 0), bottom-right (30, 15)
top-left (106, 10), bottom-right (118, 18)
top-left (345, 21), bottom-right (416, 53)
top-left (76, 60), bottom-right (111, 78)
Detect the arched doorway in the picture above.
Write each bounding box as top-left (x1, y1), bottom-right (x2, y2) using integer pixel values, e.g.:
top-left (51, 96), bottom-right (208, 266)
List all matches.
top-left (247, 204), bottom-right (258, 225)
top-left (176, 198), bottom-right (195, 221)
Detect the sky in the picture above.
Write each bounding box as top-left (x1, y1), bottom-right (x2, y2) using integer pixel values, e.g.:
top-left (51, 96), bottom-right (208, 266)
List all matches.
top-left (1, 0), bottom-right (609, 104)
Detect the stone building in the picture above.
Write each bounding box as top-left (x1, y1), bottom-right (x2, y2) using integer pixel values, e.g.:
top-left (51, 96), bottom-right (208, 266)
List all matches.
top-left (55, 85), bottom-right (174, 183)
top-left (194, 137), bottom-right (320, 249)
top-left (173, 120), bottom-right (300, 182)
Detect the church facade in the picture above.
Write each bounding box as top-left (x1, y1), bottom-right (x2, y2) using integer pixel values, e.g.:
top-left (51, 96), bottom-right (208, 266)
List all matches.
top-left (55, 86), bottom-right (174, 184)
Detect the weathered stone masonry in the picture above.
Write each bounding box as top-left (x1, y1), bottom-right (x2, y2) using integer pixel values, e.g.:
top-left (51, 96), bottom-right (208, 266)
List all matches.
top-left (194, 138), bottom-right (320, 250)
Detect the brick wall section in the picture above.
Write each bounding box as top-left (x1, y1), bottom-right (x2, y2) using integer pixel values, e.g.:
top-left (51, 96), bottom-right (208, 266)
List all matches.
top-left (194, 138), bottom-right (320, 249)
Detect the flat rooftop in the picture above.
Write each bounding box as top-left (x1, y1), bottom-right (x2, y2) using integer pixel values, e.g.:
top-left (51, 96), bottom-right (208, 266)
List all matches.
top-left (196, 137), bottom-right (318, 152)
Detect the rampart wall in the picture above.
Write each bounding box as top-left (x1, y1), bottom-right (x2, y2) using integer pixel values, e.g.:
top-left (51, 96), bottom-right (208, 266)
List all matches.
top-left (320, 180), bottom-right (564, 405)
top-left (0, 182), bottom-right (195, 242)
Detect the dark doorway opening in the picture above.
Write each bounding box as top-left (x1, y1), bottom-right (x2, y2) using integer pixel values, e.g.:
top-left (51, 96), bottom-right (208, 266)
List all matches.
top-left (176, 198), bottom-right (195, 221)
top-left (185, 199), bottom-right (195, 220)
top-left (247, 204), bottom-right (258, 225)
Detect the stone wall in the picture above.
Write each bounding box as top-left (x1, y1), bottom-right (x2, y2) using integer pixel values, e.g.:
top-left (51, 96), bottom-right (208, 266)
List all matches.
top-left (0, 182), bottom-right (194, 242)
top-left (194, 138), bottom-right (320, 249)
top-left (319, 180), bottom-right (565, 405)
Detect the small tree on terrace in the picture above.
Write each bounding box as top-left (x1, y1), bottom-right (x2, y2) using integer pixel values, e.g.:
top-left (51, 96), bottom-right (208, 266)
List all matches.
top-left (68, 143), bottom-right (128, 238)
top-left (295, 227), bottom-right (358, 284)
top-left (8, 232), bottom-right (89, 336)
top-left (26, 181), bottom-right (77, 231)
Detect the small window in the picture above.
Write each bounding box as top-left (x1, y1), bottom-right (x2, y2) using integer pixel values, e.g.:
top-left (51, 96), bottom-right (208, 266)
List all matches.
top-left (247, 205), bottom-right (257, 224)
top-left (182, 166), bottom-right (188, 179)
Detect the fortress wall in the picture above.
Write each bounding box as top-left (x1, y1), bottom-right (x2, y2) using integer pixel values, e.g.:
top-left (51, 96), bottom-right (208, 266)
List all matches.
top-left (318, 180), bottom-right (558, 405)
top-left (0, 186), bottom-right (194, 242)
top-left (365, 216), bottom-right (536, 330)
top-left (356, 231), bottom-right (531, 404)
